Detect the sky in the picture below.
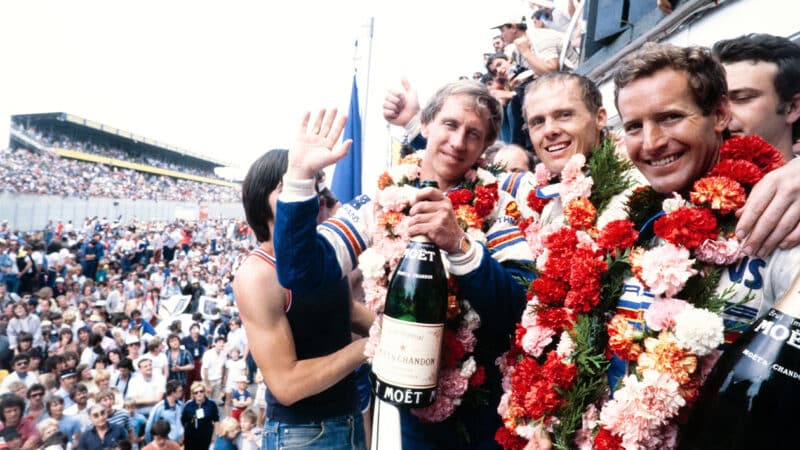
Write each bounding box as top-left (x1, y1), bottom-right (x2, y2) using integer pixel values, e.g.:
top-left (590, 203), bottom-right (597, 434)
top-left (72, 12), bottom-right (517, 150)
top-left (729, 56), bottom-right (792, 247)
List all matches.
top-left (0, 0), bottom-right (526, 183)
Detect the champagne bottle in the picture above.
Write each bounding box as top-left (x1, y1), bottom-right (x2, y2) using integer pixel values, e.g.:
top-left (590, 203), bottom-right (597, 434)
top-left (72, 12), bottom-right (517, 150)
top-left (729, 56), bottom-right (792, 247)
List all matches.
top-left (679, 272), bottom-right (800, 450)
top-left (371, 180), bottom-right (449, 408)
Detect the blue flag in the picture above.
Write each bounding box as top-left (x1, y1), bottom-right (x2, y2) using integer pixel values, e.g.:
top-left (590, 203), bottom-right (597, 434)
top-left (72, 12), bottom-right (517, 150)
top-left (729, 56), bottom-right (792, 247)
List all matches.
top-left (331, 75), bottom-right (362, 204)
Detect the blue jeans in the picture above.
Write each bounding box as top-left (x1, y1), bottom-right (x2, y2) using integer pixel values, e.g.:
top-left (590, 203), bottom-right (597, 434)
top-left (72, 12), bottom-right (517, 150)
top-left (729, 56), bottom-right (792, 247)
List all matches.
top-left (262, 414), bottom-right (365, 450)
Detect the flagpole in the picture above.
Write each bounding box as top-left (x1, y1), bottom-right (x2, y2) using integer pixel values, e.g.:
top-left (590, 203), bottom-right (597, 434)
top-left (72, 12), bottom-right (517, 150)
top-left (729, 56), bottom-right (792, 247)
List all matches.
top-left (361, 17), bottom-right (374, 143)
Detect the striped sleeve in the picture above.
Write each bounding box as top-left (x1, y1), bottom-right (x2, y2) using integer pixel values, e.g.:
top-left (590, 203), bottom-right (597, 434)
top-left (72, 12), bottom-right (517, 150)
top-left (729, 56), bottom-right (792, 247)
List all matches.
top-left (317, 194), bottom-right (374, 275)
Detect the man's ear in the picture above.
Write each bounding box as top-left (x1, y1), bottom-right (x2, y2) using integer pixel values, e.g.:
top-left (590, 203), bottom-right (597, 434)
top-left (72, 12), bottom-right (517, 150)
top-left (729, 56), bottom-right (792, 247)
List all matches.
top-left (712, 96), bottom-right (732, 133)
top-left (785, 92), bottom-right (800, 126)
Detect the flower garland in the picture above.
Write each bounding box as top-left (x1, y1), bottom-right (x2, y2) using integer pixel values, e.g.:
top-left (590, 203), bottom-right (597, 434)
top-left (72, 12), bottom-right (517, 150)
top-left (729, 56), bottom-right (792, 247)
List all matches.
top-left (496, 139), bottom-right (637, 450)
top-left (590, 135), bottom-right (784, 449)
top-left (361, 152), bottom-right (501, 423)
top-left (496, 135), bottom-right (785, 450)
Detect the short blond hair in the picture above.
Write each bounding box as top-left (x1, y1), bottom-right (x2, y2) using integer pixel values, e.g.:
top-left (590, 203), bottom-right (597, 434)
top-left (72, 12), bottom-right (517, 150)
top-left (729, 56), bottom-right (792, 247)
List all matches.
top-left (94, 370), bottom-right (110, 383)
top-left (37, 418), bottom-right (60, 441)
top-left (218, 417), bottom-right (241, 439)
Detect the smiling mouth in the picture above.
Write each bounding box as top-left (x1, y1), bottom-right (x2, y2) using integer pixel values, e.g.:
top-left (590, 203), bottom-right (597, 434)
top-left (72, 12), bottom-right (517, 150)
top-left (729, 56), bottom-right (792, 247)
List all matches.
top-left (545, 142), bottom-right (570, 153)
top-left (649, 153), bottom-right (683, 167)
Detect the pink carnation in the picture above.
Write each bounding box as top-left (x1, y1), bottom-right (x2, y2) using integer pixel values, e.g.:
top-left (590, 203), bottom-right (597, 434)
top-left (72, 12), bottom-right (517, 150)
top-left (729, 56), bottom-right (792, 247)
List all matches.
top-left (640, 243), bottom-right (698, 298)
top-left (497, 391), bottom-right (511, 417)
top-left (534, 163), bottom-right (554, 186)
top-left (376, 185), bottom-right (410, 212)
top-left (644, 298), bottom-right (690, 331)
top-left (411, 393), bottom-right (456, 423)
top-left (694, 237), bottom-right (742, 265)
top-left (456, 326), bottom-right (477, 353)
top-left (521, 324), bottom-right (556, 357)
top-left (362, 279), bottom-right (386, 313)
top-left (439, 368), bottom-right (469, 398)
top-left (599, 370), bottom-right (685, 449)
top-left (574, 404), bottom-right (600, 450)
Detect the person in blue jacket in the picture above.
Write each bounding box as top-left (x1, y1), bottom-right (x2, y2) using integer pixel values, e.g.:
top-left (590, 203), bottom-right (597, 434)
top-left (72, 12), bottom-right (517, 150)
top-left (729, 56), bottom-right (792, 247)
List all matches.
top-left (274, 80), bottom-right (534, 449)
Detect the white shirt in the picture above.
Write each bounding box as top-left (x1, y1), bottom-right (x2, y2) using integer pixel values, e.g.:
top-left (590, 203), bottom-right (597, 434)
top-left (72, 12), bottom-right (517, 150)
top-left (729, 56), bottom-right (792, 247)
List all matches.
top-left (201, 348), bottom-right (226, 381)
top-left (127, 372), bottom-right (166, 403)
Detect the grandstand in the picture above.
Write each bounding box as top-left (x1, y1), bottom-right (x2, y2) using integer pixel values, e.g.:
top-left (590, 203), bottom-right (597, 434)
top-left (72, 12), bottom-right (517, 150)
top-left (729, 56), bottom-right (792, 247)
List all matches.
top-left (9, 112), bottom-right (236, 188)
top-left (3, 113), bottom-right (243, 230)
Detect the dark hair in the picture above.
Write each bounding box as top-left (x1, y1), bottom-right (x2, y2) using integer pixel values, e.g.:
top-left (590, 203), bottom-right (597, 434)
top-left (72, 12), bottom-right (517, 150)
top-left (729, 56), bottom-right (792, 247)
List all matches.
top-left (46, 395), bottom-right (65, 413)
top-left (17, 331), bottom-right (33, 343)
top-left (12, 353), bottom-right (30, 366)
top-left (151, 419), bottom-right (171, 438)
top-left (485, 52), bottom-right (509, 75)
top-left (27, 383), bottom-right (45, 398)
top-left (118, 358), bottom-right (134, 371)
top-left (69, 383), bottom-right (88, 399)
top-left (165, 379), bottom-right (183, 396)
top-left (318, 187), bottom-right (339, 209)
top-left (214, 336), bottom-right (226, 343)
top-left (0, 394), bottom-right (25, 421)
top-left (242, 149), bottom-right (289, 242)
top-left (41, 432), bottom-right (69, 448)
top-left (713, 33), bottom-right (800, 139)
top-left (614, 43), bottom-right (727, 116)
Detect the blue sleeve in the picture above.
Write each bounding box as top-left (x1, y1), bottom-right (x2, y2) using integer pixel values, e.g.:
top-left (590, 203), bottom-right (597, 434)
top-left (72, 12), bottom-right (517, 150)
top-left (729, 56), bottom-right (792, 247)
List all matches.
top-left (454, 245), bottom-right (532, 338)
top-left (410, 134), bottom-right (427, 150)
top-left (274, 197), bottom-right (343, 294)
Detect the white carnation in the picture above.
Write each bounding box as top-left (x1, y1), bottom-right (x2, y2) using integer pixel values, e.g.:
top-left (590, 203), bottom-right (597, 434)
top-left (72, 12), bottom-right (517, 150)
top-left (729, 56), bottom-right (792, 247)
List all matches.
top-left (475, 167), bottom-right (497, 184)
top-left (662, 193), bottom-right (689, 213)
top-left (673, 307), bottom-right (724, 356)
top-left (460, 356), bottom-right (477, 379)
top-left (358, 248), bottom-right (386, 280)
top-left (556, 330), bottom-right (575, 358)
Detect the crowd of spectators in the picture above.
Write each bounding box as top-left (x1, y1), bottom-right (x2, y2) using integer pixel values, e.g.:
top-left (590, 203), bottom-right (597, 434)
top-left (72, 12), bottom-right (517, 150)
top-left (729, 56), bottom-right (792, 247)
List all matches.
top-left (11, 123), bottom-right (224, 181)
top-left (0, 148), bottom-right (240, 203)
top-left (0, 216), bottom-right (263, 449)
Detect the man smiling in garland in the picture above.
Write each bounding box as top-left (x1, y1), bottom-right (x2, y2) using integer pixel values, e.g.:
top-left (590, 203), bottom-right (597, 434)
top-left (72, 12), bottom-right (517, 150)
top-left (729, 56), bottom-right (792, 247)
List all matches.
top-left (274, 80), bottom-right (533, 449)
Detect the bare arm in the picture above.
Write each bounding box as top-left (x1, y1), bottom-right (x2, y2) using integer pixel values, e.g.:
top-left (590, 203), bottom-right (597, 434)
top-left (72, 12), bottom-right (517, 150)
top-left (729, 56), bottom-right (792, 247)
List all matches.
top-left (515, 35), bottom-right (559, 74)
top-left (234, 257), bottom-right (367, 406)
top-left (351, 300), bottom-right (375, 337)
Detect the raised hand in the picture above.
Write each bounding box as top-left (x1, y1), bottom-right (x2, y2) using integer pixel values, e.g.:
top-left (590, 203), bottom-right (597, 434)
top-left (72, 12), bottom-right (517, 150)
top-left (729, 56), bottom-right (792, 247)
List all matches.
top-left (383, 78), bottom-right (420, 127)
top-left (286, 109), bottom-right (352, 180)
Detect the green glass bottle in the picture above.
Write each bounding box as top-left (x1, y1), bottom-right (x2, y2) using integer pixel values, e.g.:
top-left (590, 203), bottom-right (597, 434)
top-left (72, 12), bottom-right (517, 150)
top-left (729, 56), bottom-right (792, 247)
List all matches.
top-left (371, 180), bottom-right (449, 407)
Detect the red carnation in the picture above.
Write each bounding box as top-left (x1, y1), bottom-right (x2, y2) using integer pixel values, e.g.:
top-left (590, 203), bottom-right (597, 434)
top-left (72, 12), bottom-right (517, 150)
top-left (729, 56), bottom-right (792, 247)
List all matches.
top-left (495, 427), bottom-right (528, 450)
top-left (653, 207), bottom-right (718, 249)
top-left (544, 227), bottom-right (579, 252)
top-left (720, 135), bottom-right (784, 173)
top-left (543, 351), bottom-right (578, 389)
top-left (565, 257), bottom-right (606, 312)
top-left (523, 379), bottom-right (562, 418)
top-left (527, 189), bottom-right (550, 214)
top-left (512, 323), bottom-right (528, 353)
top-left (536, 307), bottom-right (572, 333)
top-left (564, 197), bottom-right (597, 229)
top-left (533, 276), bottom-right (569, 305)
top-left (469, 365), bottom-right (486, 387)
top-left (517, 216), bottom-right (534, 233)
top-left (690, 176), bottom-right (746, 215)
top-left (441, 330), bottom-right (466, 368)
top-left (597, 220), bottom-right (638, 253)
top-left (447, 188), bottom-right (474, 206)
top-left (708, 158), bottom-right (763, 187)
top-left (474, 184), bottom-right (499, 217)
top-left (594, 428), bottom-right (623, 450)
top-left (511, 357), bottom-right (541, 401)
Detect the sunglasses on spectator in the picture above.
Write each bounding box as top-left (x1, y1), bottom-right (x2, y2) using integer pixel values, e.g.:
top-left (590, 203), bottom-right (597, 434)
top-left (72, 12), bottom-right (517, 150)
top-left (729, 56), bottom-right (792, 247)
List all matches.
top-left (29, 392), bottom-right (44, 398)
top-left (193, 390), bottom-right (205, 394)
top-left (91, 410), bottom-right (107, 418)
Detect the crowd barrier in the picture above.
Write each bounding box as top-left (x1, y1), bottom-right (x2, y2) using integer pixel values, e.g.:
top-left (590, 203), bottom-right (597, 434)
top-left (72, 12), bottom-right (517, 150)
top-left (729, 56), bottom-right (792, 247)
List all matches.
top-left (0, 192), bottom-right (243, 231)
